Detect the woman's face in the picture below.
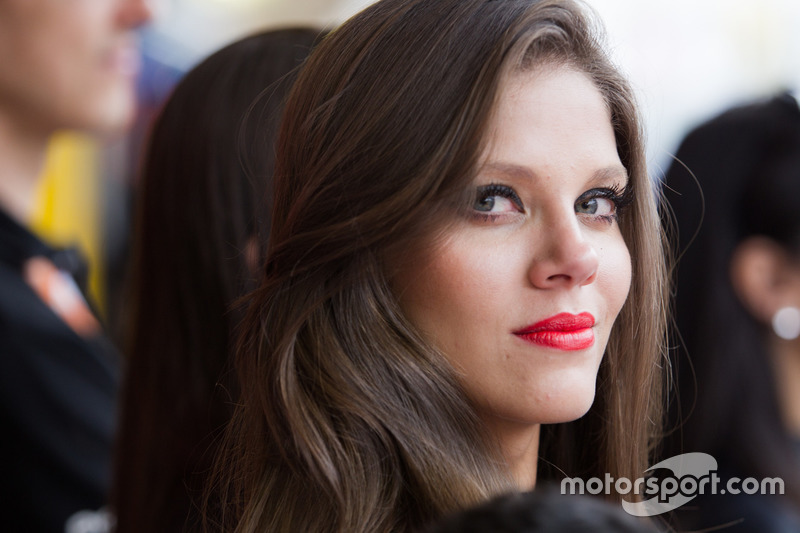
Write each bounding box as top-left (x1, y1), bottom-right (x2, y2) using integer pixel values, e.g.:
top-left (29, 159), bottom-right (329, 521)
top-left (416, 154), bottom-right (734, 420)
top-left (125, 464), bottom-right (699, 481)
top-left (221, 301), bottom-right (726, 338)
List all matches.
top-left (392, 64), bottom-right (632, 434)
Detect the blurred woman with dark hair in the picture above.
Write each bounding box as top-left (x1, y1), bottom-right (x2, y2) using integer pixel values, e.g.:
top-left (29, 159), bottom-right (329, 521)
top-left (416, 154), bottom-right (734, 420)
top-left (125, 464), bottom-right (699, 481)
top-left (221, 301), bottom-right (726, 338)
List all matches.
top-left (663, 93), bottom-right (800, 531)
top-left (112, 28), bottom-right (323, 532)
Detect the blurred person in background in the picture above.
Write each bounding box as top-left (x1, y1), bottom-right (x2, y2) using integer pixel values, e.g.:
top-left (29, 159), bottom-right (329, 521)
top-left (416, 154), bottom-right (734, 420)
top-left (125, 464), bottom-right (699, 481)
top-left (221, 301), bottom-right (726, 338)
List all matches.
top-left (663, 92), bottom-right (800, 531)
top-left (0, 0), bottom-right (152, 531)
top-left (111, 28), bottom-right (323, 532)
top-left (425, 486), bottom-right (657, 533)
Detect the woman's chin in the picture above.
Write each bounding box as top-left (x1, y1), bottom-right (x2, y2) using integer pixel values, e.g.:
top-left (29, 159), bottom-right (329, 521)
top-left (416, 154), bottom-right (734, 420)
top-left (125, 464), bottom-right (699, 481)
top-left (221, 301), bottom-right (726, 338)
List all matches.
top-left (530, 374), bottom-right (599, 425)
top-left (538, 395), bottom-right (596, 425)
top-left (484, 384), bottom-right (598, 428)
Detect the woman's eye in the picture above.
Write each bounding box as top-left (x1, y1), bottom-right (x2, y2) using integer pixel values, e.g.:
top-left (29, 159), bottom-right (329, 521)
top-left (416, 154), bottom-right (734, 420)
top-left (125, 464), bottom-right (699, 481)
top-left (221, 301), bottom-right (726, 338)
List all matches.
top-left (474, 195), bottom-right (517, 213)
top-left (472, 184), bottom-right (524, 216)
top-left (574, 186), bottom-right (632, 222)
top-left (575, 196), bottom-right (615, 216)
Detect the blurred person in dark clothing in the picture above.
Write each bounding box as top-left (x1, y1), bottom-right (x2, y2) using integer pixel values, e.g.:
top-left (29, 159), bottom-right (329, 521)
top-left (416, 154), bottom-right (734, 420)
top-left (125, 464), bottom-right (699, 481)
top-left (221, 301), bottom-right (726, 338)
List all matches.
top-left (663, 93), bottom-right (800, 532)
top-left (0, 0), bottom-right (152, 531)
top-left (425, 486), bottom-right (658, 533)
top-left (111, 28), bottom-right (323, 532)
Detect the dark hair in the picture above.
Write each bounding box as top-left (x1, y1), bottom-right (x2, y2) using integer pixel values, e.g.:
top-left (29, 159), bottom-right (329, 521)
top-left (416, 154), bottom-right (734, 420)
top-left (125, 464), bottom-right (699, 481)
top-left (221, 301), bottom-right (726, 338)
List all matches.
top-left (215, 1), bottom-right (668, 531)
top-left (425, 486), bottom-right (658, 533)
top-left (111, 28), bottom-right (323, 532)
top-left (662, 93), bottom-right (800, 501)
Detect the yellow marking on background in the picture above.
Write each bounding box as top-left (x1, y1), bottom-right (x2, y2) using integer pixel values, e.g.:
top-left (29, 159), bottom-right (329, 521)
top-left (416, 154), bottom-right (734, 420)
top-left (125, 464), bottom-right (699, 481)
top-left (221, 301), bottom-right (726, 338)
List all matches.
top-left (30, 132), bottom-right (105, 316)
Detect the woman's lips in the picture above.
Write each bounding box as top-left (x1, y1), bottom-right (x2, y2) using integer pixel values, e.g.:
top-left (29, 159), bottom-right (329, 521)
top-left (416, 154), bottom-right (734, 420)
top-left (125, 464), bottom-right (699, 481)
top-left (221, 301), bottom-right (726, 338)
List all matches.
top-left (513, 312), bottom-right (595, 351)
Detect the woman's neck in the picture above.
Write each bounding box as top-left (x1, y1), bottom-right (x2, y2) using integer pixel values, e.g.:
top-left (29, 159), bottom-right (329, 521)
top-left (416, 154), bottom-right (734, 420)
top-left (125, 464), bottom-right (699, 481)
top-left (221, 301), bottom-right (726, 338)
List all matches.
top-left (487, 419), bottom-right (540, 490)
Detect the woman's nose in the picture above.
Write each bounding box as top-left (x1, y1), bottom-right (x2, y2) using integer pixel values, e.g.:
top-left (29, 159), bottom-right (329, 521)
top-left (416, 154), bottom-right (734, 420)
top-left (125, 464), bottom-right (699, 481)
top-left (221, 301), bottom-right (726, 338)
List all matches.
top-left (527, 216), bottom-right (599, 290)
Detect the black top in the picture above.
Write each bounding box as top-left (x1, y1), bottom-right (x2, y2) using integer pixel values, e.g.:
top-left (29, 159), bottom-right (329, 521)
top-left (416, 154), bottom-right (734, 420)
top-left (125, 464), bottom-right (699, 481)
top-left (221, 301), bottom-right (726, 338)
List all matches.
top-left (668, 470), bottom-right (800, 533)
top-left (0, 207), bottom-right (118, 532)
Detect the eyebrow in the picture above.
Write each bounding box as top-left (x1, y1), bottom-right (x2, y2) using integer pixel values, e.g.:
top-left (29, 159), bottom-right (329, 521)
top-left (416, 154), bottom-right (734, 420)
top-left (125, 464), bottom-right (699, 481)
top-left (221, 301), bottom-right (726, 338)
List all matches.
top-left (481, 162), bottom-right (629, 186)
top-left (590, 165), bottom-right (630, 186)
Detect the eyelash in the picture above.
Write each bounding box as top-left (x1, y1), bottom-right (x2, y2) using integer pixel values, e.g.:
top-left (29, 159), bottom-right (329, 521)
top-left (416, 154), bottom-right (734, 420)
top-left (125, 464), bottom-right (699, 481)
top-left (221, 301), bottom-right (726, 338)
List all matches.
top-left (472, 184), bottom-right (524, 221)
top-left (576, 183), bottom-right (635, 223)
top-left (471, 182), bottom-right (634, 223)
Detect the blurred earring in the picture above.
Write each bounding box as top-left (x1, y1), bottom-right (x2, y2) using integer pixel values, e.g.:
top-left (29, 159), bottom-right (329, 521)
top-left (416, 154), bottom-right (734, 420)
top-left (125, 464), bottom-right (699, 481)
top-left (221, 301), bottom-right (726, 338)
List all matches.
top-left (772, 306), bottom-right (800, 340)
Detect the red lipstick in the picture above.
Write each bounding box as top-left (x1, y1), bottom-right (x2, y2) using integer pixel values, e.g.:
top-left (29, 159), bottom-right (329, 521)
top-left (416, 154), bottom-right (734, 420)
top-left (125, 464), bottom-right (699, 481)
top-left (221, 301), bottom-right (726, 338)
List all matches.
top-left (513, 312), bottom-right (595, 351)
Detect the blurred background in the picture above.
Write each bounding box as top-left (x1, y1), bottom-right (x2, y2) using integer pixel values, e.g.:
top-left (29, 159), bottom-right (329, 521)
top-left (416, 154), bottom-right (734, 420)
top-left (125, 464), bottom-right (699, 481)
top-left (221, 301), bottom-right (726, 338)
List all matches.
top-left (32, 0), bottom-right (800, 331)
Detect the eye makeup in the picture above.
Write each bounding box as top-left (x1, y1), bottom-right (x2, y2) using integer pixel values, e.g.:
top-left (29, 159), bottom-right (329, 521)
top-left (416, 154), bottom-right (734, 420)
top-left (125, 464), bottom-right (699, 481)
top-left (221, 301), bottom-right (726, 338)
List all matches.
top-left (471, 183), bottom-right (525, 222)
top-left (574, 183), bottom-right (634, 223)
top-left (469, 181), bottom-right (633, 224)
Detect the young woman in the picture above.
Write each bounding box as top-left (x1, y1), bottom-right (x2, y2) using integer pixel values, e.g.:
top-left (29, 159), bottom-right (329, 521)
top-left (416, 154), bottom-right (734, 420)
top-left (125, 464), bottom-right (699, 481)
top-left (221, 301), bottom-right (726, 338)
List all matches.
top-left (214, 1), bottom-right (668, 531)
top-left (113, 28), bottom-right (323, 532)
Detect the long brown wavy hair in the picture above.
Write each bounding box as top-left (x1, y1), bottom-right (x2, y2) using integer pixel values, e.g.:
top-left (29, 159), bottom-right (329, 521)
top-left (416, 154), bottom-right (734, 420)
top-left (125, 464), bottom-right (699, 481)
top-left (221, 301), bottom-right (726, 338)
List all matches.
top-left (113, 29), bottom-right (323, 532)
top-left (212, 1), bottom-right (669, 531)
